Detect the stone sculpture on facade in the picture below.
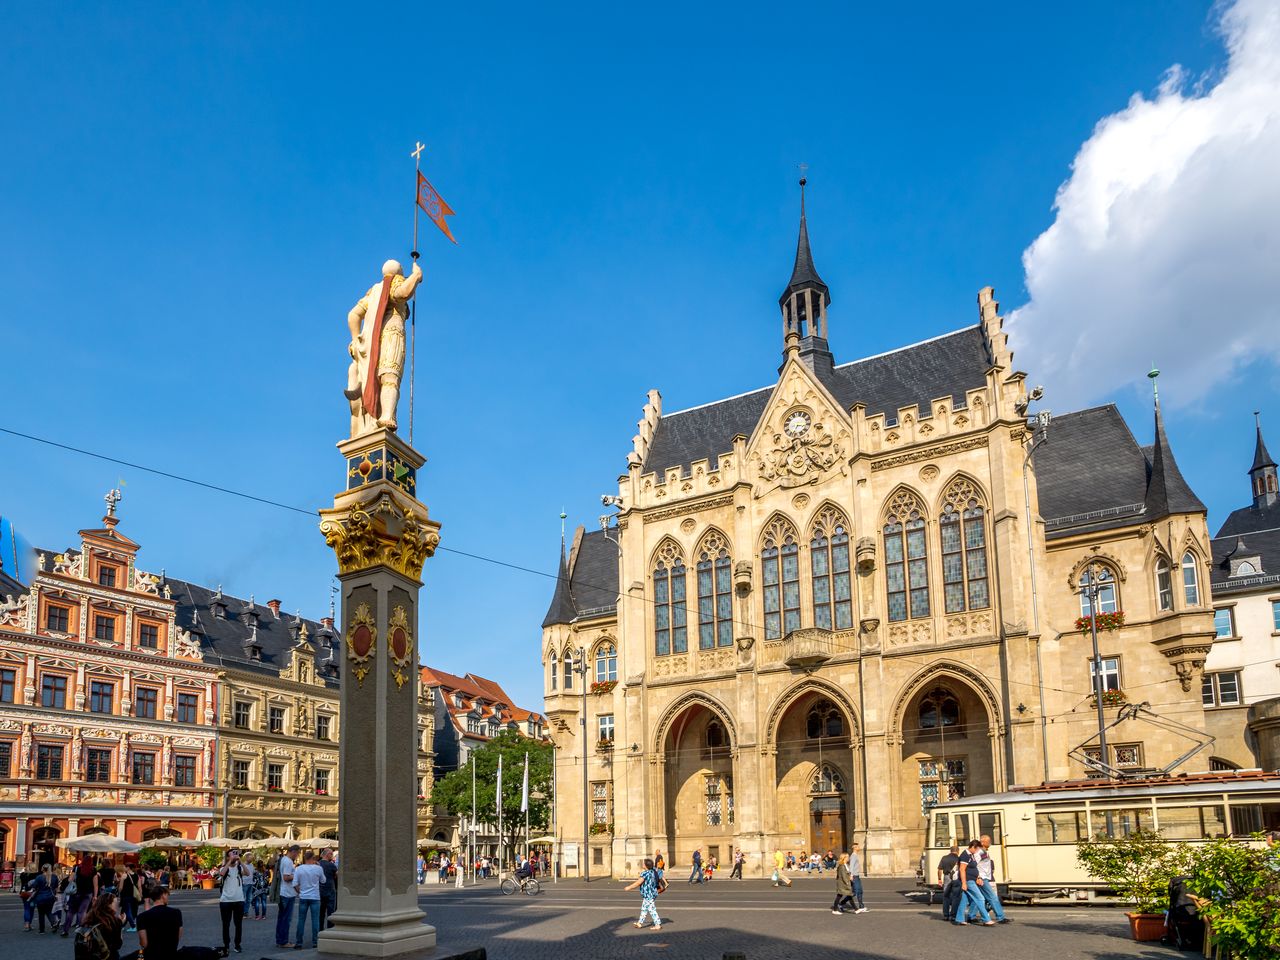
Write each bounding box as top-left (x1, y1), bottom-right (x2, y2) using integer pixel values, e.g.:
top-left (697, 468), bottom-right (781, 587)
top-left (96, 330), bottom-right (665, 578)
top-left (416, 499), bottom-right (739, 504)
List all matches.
top-left (345, 259), bottom-right (423, 438)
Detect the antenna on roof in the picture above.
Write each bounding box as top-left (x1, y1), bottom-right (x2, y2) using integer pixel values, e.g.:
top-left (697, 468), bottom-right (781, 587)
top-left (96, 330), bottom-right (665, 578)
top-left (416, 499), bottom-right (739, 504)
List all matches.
top-left (560, 509), bottom-right (567, 550)
top-left (1147, 363), bottom-right (1160, 405)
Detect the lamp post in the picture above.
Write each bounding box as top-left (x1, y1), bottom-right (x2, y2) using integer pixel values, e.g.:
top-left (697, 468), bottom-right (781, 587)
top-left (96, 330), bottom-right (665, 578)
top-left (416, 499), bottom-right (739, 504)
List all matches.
top-left (573, 644), bottom-right (590, 881)
top-left (1080, 561), bottom-right (1110, 772)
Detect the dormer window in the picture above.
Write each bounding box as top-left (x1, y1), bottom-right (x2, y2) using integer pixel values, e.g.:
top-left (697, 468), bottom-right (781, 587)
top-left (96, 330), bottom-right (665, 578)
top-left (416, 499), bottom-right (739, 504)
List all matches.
top-left (1234, 561), bottom-right (1256, 577)
top-left (98, 565), bottom-right (118, 588)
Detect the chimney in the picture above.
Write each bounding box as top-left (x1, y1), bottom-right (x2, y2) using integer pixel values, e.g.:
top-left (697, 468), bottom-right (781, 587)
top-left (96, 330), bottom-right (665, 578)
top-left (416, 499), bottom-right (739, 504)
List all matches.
top-left (267, 599), bottom-right (282, 618)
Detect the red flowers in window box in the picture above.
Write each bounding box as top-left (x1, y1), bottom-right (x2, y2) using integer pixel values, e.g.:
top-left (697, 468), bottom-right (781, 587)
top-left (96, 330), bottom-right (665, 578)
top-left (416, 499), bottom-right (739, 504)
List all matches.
top-left (266, 785), bottom-right (282, 792)
top-left (315, 789), bottom-right (328, 796)
top-left (1090, 689), bottom-right (1128, 707)
top-left (1076, 611), bottom-right (1125, 632)
top-left (590, 680), bottom-right (618, 695)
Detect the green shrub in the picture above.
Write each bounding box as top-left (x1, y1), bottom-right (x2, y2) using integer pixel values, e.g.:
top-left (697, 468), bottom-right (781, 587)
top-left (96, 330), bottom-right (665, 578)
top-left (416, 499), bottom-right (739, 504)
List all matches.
top-left (1184, 838), bottom-right (1280, 960)
top-left (194, 845), bottom-right (224, 870)
top-left (1075, 829), bottom-right (1189, 914)
top-left (138, 849), bottom-right (168, 870)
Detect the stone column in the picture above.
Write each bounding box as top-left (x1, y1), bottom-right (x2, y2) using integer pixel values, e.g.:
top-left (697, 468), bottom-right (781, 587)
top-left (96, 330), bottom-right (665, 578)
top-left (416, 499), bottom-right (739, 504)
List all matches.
top-left (318, 427), bottom-right (440, 957)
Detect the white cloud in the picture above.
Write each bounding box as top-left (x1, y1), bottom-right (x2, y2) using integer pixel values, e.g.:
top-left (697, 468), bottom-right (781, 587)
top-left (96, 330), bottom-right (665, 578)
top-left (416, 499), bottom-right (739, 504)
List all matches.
top-left (1008, 0), bottom-right (1280, 412)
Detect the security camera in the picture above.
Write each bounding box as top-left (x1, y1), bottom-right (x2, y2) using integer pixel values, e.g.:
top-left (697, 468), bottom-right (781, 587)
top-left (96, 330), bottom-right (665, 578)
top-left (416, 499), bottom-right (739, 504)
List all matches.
top-left (601, 495), bottom-right (624, 508)
top-left (1029, 386), bottom-right (1044, 402)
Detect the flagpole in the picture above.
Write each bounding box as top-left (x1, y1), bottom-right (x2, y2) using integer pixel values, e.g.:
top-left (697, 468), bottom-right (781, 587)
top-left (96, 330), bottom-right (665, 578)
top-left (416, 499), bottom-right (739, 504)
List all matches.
top-left (409, 140), bottom-right (424, 445)
top-left (471, 758), bottom-right (477, 886)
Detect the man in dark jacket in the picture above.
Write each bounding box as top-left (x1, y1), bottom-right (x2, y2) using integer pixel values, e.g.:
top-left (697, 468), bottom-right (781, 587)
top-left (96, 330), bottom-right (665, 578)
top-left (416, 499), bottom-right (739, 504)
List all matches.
top-left (319, 849), bottom-right (338, 929)
top-left (937, 845), bottom-right (960, 921)
top-left (688, 849), bottom-right (703, 884)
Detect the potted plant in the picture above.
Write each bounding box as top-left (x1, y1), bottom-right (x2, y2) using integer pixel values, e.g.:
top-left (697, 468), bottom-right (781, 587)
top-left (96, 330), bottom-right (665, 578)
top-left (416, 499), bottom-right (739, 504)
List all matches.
top-left (194, 845), bottom-right (223, 890)
top-left (1184, 836), bottom-right (1280, 960)
top-left (138, 848), bottom-right (168, 871)
top-left (1076, 830), bottom-right (1188, 941)
top-left (1075, 611), bottom-right (1126, 632)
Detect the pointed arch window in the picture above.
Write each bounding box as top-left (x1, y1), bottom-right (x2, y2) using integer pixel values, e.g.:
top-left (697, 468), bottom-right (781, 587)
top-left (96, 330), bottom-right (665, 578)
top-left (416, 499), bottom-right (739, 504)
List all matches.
top-left (918, 687), bottom-right (961, 730)
top-left (562, 652), bottom-right (574, 690)
top-left (811, 764), bottom-right (845, 794)
top-left (811, 507), bottom-right (853, 631)
top-left (1182, 552), bottom-right (1201, 607)
top-left (806, 699), bottom-right (844, 740)
top-left (762, 518), bottom-right (801, 640)
top-left (884, 491), bottom-right (930, 622)
top-left (549, 652), bottom-right (557, 691)
top-left (653, 541), bottom-right (687, 656)
top-left (939, 479), bottom-right (989, 613)
top-left (697, 532), bottom-right (733, 648)
top-left (594, 641), bottom-right (617, 683)
top-left (1156, 557), bottom-right (1173, 611)
top-left (1078, 566), bottom-right (1118, 618)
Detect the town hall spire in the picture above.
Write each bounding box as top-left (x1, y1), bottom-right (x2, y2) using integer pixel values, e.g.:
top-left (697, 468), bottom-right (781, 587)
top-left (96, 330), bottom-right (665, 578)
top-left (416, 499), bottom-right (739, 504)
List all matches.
top-left (779, 177), bottom-right (834, 377)
top-left (1249, 411), bottom-right (1278, 507)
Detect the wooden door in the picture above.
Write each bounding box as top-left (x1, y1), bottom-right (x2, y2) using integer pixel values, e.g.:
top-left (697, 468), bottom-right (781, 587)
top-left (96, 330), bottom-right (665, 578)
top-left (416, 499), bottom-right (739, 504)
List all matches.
top-left (809, 797), bottom-right (846, 853)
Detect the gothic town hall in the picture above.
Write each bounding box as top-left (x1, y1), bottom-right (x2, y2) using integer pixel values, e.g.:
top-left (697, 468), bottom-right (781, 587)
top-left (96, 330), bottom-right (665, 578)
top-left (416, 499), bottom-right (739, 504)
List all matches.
top-left (540, 189), bottom-right (1233, 878)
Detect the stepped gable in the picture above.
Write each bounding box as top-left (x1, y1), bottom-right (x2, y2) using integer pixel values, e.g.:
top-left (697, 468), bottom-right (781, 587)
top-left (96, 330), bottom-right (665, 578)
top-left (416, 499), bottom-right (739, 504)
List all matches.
top-left (641, 325), bottom-right (992, 479)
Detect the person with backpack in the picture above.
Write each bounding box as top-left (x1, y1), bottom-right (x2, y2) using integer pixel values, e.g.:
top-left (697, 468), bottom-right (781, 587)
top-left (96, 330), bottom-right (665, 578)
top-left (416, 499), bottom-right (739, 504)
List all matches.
top-left (76, 892), bottom-right (123, 960)
top-left (625, 858), bottom-right (662, 930)
top-left (28, 864), bottom-right (59, 933)
top-left (217, 848), bottom-right (251, 954)
top-left (936, 844), bottom-right (960, 921)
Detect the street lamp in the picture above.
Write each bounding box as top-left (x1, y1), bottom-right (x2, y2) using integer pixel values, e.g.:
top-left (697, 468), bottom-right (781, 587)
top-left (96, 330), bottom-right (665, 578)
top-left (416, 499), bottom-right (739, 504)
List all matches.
top-left (573, 644), bottom-right (589, 881)
top-left (1079, 560), bottom-right (1111, 773)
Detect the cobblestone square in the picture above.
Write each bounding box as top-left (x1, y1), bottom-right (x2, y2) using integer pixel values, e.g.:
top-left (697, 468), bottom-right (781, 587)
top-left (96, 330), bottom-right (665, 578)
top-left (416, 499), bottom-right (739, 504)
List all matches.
top-left (2, 877), bottom-right (1161, 960)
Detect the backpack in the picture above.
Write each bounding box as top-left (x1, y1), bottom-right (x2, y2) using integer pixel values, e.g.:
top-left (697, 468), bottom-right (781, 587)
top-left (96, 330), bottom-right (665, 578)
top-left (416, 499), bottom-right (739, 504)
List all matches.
top-left (73, 923), bottom-right (109, 960)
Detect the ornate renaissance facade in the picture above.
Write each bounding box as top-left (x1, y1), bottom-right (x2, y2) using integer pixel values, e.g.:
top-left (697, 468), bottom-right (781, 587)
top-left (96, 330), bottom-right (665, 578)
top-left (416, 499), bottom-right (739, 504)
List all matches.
top-left (0, 499), bottom-right (218, 865)
top-left (541, 191), bottom-right (1227, 877)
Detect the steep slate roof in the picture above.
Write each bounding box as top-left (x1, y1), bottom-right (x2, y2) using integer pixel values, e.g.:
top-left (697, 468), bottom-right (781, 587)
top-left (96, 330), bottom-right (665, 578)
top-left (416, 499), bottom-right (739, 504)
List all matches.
top-left (0, 564), bottom-right (23, 598)
top-left (420, 665), bottom-right (546, 736)
top-left (167, 577), bottom-right (339, 685)
top-left (1251, 420), bottom-right (1277, 472)
top-left (540, 529), bottom-right (619, 627)
top-left (642, 326), bottom-right (994, 478)
top-left (1144, 406), bottom-right (1207, 520)
top-left (1210, 501), bottom-right (1280, 593)
top-left (779, 187), bottom-right (829, 307)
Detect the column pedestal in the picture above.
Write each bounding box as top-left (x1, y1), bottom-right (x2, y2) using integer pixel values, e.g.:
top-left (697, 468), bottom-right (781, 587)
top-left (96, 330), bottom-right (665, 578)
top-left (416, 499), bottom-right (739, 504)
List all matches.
top-left (318, 428), bottom-right (441, 958)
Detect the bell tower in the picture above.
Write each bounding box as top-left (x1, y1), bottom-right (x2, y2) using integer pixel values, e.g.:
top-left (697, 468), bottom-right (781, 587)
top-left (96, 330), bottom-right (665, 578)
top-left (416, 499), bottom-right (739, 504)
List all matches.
top-left (1249, 411), bottom-right (1278, 508)
top-left (779, 177), bottom-right (834, 377)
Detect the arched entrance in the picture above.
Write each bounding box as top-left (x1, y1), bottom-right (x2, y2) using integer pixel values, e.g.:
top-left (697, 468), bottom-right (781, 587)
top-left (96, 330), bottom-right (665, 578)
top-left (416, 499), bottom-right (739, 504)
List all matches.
top-left (772, 691), bottom-right (856, 855)
top-left (897, 676), bottom-right (998, 842)
top-left (657, 698), bottom-right (736, 869)
top-left (142, 828), bottom-right (180, 841)
top-left (32, 826), bottom-right (60, 867)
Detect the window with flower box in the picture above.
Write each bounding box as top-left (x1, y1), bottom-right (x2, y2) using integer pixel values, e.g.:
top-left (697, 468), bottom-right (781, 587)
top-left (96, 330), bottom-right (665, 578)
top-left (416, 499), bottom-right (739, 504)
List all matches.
top-left (315, 768), bottom-right (331, 795)
top-left (1089, 656), bottom-right (1121, 694)
top-left (233, 701), bottom-right (252, 729)
top-left (594, 642), bottom-right (617, 684)
top-left (232, 759), bottom-right (250, 789)
top-left (1078, 567), bottom-right (1118, 617)
top-left (267, 763), bottom-right (284, 791)
top-left (591, 781), bottom-right (610, 826)
top-left (597, 714), bottom-right (614, 745)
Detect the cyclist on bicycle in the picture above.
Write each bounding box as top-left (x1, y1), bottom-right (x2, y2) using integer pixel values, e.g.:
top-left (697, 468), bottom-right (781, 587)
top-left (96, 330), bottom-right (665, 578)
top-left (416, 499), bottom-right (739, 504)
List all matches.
top-left (514, 858), bottom-right (533, 881)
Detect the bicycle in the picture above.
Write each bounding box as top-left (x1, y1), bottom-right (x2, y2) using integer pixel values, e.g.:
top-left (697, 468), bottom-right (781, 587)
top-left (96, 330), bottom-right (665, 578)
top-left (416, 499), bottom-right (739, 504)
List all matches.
top-left (499, 874), bottom-right (541, 896)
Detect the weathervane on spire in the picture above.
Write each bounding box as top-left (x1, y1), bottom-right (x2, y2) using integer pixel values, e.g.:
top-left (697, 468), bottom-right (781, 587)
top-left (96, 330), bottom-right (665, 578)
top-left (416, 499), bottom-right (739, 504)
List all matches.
top-left (1148, 363), bottom-right (1160, 405)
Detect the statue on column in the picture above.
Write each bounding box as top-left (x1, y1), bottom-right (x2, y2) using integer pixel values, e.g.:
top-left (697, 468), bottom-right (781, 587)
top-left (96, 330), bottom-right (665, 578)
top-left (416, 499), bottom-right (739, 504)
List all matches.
top-left (345, 259), bottom-right (423, 437)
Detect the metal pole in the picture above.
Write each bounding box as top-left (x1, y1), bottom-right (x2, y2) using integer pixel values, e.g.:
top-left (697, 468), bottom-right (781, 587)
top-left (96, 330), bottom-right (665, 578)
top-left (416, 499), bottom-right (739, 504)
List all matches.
top-left (471, 760), bottom-right (477, 885)
top-left (1086, 567), bottom-right (1110, 769)
top-left (577, 646), bottom-right (589, 882)
top-left (551, 742), bottom-right (558, 883)
top-left (409, 142), bottom-right (422, 445)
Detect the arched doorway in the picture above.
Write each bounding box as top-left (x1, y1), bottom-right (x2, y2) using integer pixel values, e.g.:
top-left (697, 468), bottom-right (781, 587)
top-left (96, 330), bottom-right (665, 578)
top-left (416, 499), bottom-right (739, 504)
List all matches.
top-left (898, 678), bottom-right (997, 842)
top-left (321, 829), bottom-right (340, 841)
top-left (142, 828), bottom-right (180, 841)
top-left (772, 692), bottom-right (855, 855)
top-left (32, 826), bottom-right (60, 867)
top-left (658, 699), bottom-right (736, 869)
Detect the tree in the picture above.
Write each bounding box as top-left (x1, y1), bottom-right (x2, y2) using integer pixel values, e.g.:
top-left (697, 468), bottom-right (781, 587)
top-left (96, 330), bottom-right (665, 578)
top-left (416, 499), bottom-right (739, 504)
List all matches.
top-left (1184, 837), bottom-right (1280, 960)
top-left (429, 730), bottom-right (554, 866)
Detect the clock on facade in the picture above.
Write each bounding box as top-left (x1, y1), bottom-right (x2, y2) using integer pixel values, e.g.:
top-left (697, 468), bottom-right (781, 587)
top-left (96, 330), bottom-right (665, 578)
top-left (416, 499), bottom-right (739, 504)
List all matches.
top-left (784, 410), bottom-right (812, 438)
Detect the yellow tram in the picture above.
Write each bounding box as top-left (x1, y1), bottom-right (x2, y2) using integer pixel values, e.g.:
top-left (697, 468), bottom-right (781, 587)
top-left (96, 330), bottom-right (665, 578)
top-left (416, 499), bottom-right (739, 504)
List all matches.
top-left (919, 770), bottom-right (1280, 902)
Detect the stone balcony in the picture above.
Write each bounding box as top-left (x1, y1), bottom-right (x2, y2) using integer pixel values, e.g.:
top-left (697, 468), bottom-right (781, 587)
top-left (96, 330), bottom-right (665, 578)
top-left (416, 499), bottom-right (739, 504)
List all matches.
top-left (782, 628), bottom-right (838, 669)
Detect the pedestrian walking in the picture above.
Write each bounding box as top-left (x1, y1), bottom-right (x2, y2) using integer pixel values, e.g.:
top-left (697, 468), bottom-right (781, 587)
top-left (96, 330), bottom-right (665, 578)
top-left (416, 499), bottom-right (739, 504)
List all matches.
top-left (848, 843), bottom-right (867, 913)
top-left (831, 852), bottom-right (854, 914)
top-left (687, 848), bottom-right (702, 883)
top-left (978, 835), bottom-right (1011, 923)
top-left (250, 860), bottom-right (269, 919)
top-left (28, 864), bottom-right (58, 933)
top-left (293, 851), bottom-right (325, 949)
top-left (936, 844), bottom-right (960, 922)
top-left (729, 849), bottom-right (744, 880)
top-left (319, 849), bottom-right (339, 929)
top-left (625, 858), bottom-right (663, 930)
top-left (771, 849), bottom-right (792, 887)
top-left (954, 840), bottom-right (994, 926)
top-left (274, 843), bottom-right (300, 947)
top-left (217, 848), bottom-right (251, 954)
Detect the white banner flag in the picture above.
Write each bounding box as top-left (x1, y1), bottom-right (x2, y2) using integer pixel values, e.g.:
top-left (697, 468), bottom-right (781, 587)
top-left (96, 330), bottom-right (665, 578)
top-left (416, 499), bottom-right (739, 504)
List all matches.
top-left (495, 754), bottom-right (503, 816)
top-left (520, 752), bottom-right (529, 813)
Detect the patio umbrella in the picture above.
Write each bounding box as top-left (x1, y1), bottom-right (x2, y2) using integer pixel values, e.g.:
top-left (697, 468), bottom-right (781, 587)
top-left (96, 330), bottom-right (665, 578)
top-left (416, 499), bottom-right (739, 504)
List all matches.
top-left (528, 836), bottom-right (557, 844)
top-left (137, 837), bottom-right (201, 849)
top-left (297, 837), bottom-right (339, 849)
top-left (56, 835), bottom-right (140, 854)
top-left (203, 836), bottom-right (286, 848)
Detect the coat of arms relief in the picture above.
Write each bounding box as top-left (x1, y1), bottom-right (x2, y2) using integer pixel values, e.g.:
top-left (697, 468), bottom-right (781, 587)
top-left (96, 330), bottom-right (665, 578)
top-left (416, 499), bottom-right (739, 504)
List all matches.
top-left (751, 378), bottom-right (850, 495)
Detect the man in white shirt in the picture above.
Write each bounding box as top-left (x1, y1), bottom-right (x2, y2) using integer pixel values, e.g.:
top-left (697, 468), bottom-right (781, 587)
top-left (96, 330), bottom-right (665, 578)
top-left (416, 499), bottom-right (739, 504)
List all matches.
top-left (977, 834), bottom-right (1009, 923)
top-left (274, 844), bottom-right (300, 948)
top-left (293, 851), bottom-right (326, 949)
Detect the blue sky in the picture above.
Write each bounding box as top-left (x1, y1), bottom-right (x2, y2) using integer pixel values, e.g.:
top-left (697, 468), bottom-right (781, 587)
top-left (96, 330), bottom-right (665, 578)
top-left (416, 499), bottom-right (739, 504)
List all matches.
top-left (2, 1), bottom-right (1277, 711)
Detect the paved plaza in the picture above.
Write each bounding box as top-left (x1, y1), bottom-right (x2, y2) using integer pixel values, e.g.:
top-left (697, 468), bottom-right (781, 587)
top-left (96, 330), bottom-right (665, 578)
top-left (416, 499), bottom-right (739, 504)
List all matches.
top-left (2, 877), bottom-right (1168, 960)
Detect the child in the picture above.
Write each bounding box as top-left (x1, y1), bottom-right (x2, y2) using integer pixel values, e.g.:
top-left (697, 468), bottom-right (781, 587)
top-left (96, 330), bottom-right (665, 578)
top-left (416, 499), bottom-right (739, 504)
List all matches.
top-left (625, 858), bottom-right (662, 930)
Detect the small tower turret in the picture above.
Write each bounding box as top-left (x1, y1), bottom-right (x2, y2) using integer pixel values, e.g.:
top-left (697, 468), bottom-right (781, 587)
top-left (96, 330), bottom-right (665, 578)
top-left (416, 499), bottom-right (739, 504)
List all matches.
top-left (1249, 411), bottom-right (1278, 508)
top-left (779, 177), bottom-right (833, 376)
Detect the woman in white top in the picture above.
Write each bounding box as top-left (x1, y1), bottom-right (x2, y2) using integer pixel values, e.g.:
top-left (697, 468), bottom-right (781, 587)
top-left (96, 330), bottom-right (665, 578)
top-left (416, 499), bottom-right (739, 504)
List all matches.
top-left (217, 848), bottom-right (251, 954)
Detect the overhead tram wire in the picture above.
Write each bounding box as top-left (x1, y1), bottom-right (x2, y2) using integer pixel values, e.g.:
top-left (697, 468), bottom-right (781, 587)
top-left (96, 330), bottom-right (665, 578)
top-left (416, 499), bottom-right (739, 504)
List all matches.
top-left (5, 424), bottom-right (1253, 709)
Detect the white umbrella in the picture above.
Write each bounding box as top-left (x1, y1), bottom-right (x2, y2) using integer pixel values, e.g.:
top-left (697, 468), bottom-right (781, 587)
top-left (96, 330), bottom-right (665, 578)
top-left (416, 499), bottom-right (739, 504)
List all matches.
top-left (297, 837), bottom-right (339, 849)
top-left (56, 835), bottom-right (140, 854)
top-left (528, 836), bottom-right (557, 845)
top-left (137, 837), bottom-right (201, 849)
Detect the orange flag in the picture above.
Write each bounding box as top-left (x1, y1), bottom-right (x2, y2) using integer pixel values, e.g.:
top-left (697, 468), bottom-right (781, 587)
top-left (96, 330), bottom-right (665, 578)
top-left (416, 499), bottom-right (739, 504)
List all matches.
top-left (416, 172), bottom-right (457, 243)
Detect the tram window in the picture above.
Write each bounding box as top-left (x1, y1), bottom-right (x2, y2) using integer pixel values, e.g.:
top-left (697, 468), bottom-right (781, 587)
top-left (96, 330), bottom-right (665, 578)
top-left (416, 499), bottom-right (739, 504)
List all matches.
top-left (977, 813), bottom-right (1002, 844)
top-left (1036, 810), bottom-right (1086, 843)
top-left (1229, 803), bottom-right (1269, 835)
top-left (1159, 805), bottom-right (1227, 839)
top-left (1091, 807), bottom-right (1153, 838)
top-left (954, 814), bottom-right (971, 844)
top-left (933, 813), bottom-right (950, 846)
